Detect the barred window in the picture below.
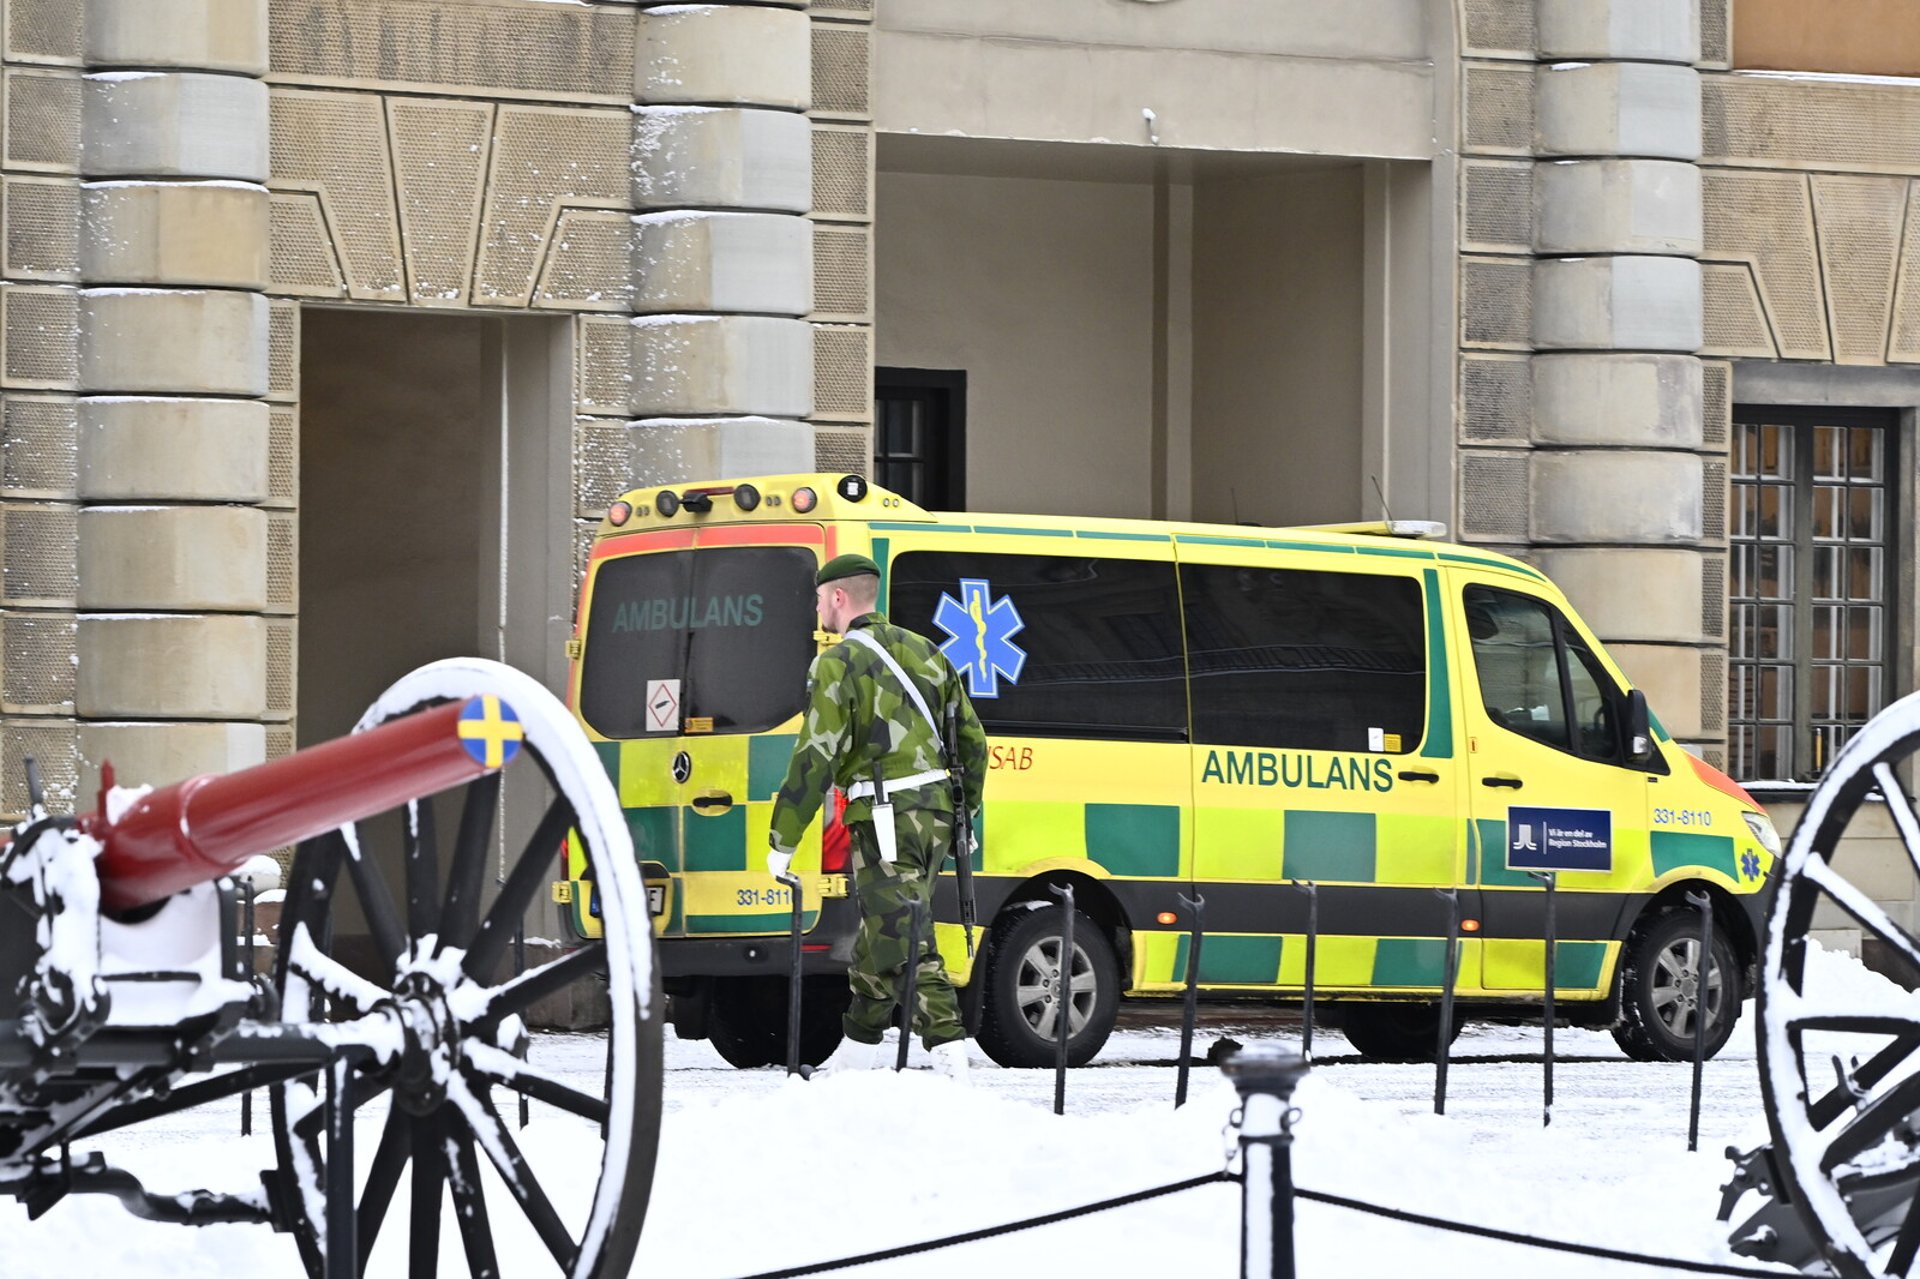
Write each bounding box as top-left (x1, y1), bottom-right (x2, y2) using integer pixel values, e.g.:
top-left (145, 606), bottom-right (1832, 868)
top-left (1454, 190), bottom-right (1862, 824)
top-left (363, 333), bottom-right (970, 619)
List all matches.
top-left (1730, 408), bottom-right (1894, 782)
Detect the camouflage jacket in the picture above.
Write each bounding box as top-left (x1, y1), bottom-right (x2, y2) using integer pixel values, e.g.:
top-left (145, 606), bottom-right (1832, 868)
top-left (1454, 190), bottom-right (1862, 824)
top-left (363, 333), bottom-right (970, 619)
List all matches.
top-left (769, 612), bottom-right (988, 854)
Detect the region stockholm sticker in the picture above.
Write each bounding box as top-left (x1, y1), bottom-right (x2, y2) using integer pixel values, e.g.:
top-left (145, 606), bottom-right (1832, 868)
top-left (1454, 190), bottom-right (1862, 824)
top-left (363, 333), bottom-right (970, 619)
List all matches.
top-left (1505, 805), bottom-right (1612, 873)
top-left (933, 578), bottom-right (1027, 699)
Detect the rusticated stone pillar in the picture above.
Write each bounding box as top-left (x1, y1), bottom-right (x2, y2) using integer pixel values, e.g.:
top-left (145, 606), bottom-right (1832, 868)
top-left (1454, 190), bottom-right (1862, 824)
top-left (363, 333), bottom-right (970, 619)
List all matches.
top-left (630, 0), bottom-right (816, 485)
top-left (0, 0), bottom-right (85, 813)
top-left (74, 0), bottom-right (273, 793)
top-left (1530, 0), bottom-right (1720, 763)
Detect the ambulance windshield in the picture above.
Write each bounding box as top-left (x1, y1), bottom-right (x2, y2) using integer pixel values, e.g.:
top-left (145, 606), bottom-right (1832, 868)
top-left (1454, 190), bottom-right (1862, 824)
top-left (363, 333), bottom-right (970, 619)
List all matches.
top-left (579, 546), bottom-right (817, 737)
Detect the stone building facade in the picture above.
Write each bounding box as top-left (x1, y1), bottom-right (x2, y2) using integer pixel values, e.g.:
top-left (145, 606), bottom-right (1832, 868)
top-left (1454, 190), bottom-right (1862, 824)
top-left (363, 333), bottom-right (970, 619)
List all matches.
top-left (0, 0), bottom-right (1916, 944)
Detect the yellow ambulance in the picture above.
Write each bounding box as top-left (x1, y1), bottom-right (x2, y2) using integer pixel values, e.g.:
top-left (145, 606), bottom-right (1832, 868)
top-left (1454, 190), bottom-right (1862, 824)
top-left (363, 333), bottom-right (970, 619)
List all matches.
top-left (560, 473), bottom-right (1780, 1068)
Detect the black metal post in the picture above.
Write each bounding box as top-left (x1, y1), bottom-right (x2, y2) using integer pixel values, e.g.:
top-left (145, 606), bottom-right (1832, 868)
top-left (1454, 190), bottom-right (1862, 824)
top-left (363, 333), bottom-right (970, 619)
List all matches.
top-left (1222, 1045), bottom-right (1310, 1279)
top-left (242, 880), bottom-right (256, 1138)
top-left (1528, 870), bottom-right (1557, 1127)
top-left (1052, 883), bottom-right (1076, 1116)
top-left (513, 917), bottom-right (529, 1129)
top-left (1291, 880), bottom-right (1318, 1060)
top-left (1687, 889), bottom-right (1713, 1151)
top-left (601, 1028), bottom-right (613, 1141)
top-left (1433, 887), bottom-right (1460, 1116)
top-left (323, 1062), bottom-right (355, 1279)
top-left (1175, 892), bottom-right (1206, 1108)
top-left (896, 898), bottom-right (926, 1072)
top-left (777, 870), bottom-right (806, 1078)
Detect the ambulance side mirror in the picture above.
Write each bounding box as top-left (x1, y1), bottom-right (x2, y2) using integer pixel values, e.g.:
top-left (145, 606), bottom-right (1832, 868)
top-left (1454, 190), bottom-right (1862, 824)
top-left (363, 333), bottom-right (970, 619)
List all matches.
top-left (1625, 689), bottom-right (1654, 763)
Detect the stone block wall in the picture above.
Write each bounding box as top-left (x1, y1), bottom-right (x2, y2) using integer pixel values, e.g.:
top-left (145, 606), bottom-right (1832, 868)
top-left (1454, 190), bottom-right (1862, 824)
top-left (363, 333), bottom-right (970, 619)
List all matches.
top-left (0, 0), bottom-right (878, 805)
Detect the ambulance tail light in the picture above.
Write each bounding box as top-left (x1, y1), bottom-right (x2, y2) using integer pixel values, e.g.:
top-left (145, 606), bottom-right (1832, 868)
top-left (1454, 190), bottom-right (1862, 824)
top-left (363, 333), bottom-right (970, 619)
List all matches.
top-left (607, 500), bottom-right (633, 527)
top-left (733, 483), bottom-right (761, 512)
top-left (821, 787), bottom-right (851, 873)
top-left (791, 486), bottom-right (818, 514)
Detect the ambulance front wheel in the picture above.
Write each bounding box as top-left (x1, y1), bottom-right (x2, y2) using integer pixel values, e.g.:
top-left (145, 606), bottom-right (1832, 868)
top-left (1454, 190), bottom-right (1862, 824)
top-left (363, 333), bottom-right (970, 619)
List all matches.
top-left (975, 905), bottom-right (1120, 1069)
top-left (1611, 908), bottom-right (1742, 1062)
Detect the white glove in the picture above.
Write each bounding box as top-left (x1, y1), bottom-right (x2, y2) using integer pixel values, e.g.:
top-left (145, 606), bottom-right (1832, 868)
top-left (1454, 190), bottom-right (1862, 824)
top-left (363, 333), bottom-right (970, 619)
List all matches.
top-left (767, 848), bottom-right (792, 879)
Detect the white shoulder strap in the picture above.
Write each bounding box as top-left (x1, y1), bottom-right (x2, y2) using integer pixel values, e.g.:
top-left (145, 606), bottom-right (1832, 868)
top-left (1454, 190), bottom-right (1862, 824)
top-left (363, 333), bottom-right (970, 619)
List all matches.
top-left (843, 627), bottom-right (945, 754)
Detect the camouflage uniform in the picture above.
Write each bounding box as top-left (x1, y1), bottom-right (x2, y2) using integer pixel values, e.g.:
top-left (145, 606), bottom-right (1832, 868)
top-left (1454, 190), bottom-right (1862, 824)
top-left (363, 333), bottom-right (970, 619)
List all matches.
top-left (770, 612), bottom-right (988, 1049)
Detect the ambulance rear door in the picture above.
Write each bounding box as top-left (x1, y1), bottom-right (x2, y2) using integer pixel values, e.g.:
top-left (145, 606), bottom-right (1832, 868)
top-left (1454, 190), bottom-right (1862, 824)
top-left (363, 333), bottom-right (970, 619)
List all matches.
top-left (1181, 539), bottom-right (1468, 996)
top-left (572, 523), bottom-right (824, 938)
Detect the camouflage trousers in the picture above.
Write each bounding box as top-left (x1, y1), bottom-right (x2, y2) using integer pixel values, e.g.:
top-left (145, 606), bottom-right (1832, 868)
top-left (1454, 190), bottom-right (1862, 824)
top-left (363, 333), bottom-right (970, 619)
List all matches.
top-left (844, 795), bottom-right (966, 1050)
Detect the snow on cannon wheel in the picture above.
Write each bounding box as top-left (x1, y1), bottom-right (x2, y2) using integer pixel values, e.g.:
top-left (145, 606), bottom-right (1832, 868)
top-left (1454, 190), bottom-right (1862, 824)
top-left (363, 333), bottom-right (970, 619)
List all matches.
top-left (267, 659), bottom-right (662, 1279)
top-left (1724, 688), bottom-right (1920, 1277)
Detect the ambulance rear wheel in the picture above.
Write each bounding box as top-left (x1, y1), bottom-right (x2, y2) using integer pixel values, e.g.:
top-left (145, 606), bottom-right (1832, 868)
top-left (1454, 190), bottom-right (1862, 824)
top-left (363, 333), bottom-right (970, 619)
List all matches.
top-left (1611, 909), bottom-right (1741, 1062)
top-left (976, 905), bottom-right (1120, 1069)
top-left (707, 976), bottom-right (847, 1070)
top-left (1339, 1003), bottom-right (1462, 1062)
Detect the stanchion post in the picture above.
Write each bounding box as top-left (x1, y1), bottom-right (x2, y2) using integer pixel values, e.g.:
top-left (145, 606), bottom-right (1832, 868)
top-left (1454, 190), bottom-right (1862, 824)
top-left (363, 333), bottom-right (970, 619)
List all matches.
top-left (1433, 887), bottom-right (1459, 1116)
top-left (896, 897), bottom-right (926, 1073)
top-left (1175, 891), bottom-right (1206, 1108)
top-left (1528, 870), bottom-right (1557, 1127)
top-left (513, 916), bottom-right (530, 1129)
top-left (1686, 889), bottom-right (1713, 1151)
top-left (1052, 883), bottom-right (1076, 1116)
top-left (1223, 1044), bottom-right (1310, 1279)
top-left (777, 870), bottom-right (806, 1078)
top-left (1290, 880), bottom-right (1318, 1060)
top-left (242, 879), bottom-right (256, 1138)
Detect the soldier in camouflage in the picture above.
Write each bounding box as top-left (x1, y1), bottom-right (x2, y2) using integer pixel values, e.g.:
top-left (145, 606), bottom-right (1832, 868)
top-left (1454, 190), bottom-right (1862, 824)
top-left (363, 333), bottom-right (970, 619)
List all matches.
top-left (767, 553), bottom-right (988, 1078)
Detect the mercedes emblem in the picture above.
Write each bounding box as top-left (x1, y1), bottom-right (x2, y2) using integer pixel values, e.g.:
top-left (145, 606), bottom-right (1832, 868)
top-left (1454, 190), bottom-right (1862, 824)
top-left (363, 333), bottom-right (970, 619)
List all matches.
top-left (671, 751), bottom-right (692, 784)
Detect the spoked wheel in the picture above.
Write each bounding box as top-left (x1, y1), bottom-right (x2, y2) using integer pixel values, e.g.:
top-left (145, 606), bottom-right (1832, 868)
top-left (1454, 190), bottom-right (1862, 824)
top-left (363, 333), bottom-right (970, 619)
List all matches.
top-left (1754, 689), bottom-right (1920, 1278)
top-left (268, 660), bottom-right (661, 1279)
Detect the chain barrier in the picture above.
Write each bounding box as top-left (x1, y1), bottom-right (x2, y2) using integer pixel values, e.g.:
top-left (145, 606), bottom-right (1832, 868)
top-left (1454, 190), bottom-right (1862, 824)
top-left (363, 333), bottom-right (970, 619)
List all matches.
top-left (1293, 1186), bottom-right (1789, 1278)
top-left (728, 1046), bottom-right (1781, 1279)
top-left (726, 1171), bottom-right (1239, 1279)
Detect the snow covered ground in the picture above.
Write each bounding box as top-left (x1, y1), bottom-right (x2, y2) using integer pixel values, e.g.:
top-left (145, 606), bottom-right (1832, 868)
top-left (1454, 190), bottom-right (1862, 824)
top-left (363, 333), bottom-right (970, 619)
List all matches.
top-left (0, 986), bottom-right (1810, 1279)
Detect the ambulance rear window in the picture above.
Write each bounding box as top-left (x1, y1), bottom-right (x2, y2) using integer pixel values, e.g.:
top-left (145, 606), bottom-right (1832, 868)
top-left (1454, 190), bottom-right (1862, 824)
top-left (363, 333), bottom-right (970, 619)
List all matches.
top-left (579, 546), bottom-right (817, 737)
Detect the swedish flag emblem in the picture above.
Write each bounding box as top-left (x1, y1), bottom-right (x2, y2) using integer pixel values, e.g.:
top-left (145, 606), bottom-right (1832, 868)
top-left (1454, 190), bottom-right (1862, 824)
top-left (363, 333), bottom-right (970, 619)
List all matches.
top-left (457, 695), bottom-right (524, 769)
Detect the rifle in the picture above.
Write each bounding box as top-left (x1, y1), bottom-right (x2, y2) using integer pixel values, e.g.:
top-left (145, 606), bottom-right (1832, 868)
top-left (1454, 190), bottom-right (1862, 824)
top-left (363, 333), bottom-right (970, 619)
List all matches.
top-left (945, 703), bottom-right (978, 958)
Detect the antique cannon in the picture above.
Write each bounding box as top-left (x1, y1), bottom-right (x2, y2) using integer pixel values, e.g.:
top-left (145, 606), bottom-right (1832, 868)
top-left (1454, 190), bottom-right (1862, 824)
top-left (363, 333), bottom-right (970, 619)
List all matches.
top-left (0, 659), bottom-right (661, 1279)
top-left (1720, 687), bottom-right (1920, 1277)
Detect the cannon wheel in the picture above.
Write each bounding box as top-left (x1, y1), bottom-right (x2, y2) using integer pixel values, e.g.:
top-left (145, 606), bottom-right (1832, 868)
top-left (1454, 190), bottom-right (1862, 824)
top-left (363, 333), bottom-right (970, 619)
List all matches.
top-left (268, 660), bottom-right (662, 1279)
top-left (1756, 688), bottom-right (1920, 1278)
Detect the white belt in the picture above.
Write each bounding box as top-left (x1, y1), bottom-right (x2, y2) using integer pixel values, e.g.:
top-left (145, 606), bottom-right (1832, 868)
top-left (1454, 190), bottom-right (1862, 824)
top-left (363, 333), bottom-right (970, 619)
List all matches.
top-left (845, 768), bottom-right (948, 801)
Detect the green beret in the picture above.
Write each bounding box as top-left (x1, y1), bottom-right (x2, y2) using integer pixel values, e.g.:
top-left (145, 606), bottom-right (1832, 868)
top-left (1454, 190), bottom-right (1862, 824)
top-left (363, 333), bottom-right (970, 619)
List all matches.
top-left (816, 553), bottom-right (880, 586)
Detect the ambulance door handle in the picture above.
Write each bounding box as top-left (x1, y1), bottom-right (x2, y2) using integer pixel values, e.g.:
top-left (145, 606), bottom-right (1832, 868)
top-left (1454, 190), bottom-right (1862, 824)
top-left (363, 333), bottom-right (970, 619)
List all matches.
top-left (1397, 770), bottom-right (1441, 784)
top-left (1480, 775), bottom-right (1524, 790)
top-left (691, 790), bottom-right (734, 813)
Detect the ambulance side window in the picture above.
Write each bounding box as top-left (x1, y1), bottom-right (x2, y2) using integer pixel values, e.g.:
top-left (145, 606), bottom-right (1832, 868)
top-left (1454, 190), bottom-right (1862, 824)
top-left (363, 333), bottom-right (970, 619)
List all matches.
top-left (1464, 585), bottom-right (1625, 765)
top-left (1463, 589), bottom-right (1569, 750)
top-left (1181, 564), bottom-right (1427, 752)
top-left (889, 551), bottom-right (1187, 741)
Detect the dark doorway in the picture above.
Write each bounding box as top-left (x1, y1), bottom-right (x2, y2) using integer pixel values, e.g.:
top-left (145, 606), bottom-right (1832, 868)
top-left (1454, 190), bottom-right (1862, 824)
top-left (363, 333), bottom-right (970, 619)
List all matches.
top-left (875, 367), bottom-right (966, 510)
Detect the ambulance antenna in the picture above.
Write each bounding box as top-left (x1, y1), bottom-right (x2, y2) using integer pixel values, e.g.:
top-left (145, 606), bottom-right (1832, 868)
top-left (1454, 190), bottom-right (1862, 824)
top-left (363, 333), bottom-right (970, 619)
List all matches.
top-left (1371, 474), bottom-right (1394, 524)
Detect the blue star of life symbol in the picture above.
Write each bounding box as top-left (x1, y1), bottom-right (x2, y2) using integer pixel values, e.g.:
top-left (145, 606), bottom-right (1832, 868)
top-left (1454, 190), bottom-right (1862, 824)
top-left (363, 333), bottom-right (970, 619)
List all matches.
top-left (1741, 850), bottom-right (1762, 882)
top-left (933, 578), bottom-right (1027, 699)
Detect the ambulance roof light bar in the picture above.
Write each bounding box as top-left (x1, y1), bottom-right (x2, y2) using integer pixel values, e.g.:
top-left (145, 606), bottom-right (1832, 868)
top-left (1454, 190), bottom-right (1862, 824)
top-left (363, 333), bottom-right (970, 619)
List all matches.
top-left (1294, 518), bottom-right (1449, 541)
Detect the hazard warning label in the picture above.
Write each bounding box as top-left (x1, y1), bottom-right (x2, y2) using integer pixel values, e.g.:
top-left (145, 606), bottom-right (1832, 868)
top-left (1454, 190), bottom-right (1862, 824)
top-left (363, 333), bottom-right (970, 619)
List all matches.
top-left (645, 679), bottom-right (680, 733)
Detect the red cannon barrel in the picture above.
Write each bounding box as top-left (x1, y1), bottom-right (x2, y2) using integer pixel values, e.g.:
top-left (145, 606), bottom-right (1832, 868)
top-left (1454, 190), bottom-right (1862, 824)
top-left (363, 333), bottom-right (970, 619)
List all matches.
top-left (87, 695), bottom-right (526, 914)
